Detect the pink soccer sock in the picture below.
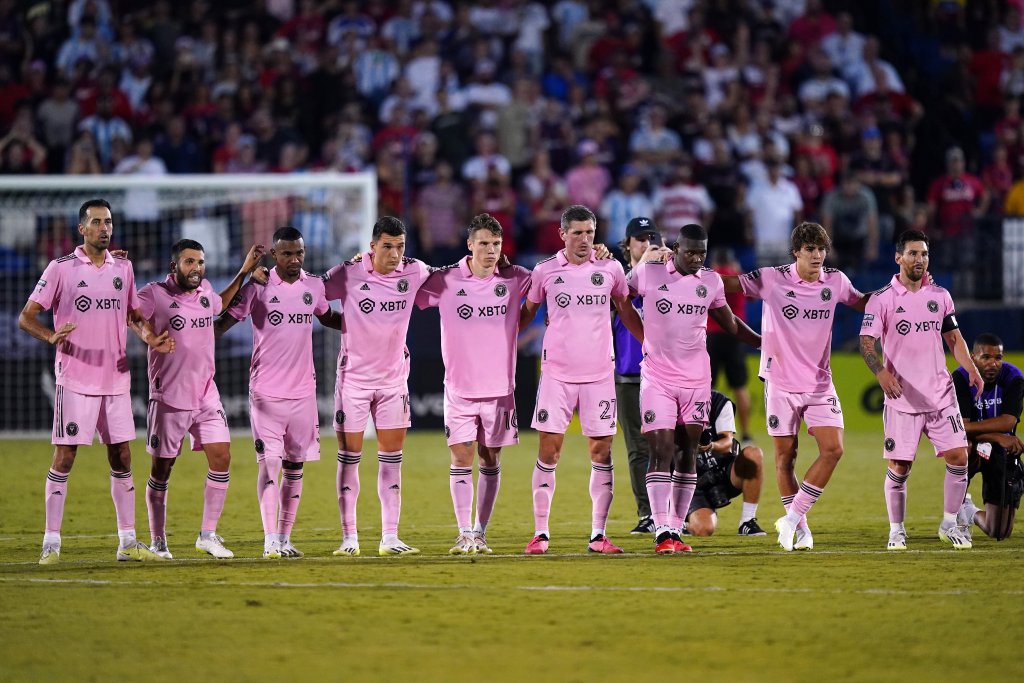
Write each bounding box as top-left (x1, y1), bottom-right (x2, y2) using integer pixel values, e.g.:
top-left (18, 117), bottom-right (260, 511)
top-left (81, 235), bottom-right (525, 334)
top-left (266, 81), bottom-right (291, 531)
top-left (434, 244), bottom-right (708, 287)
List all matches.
top-left (278, 467), bottom-right (304, 538)
top-left (109, 469), bottom-right (136, 532)
top-left (532, 460), bottom-right (556, 534)
top-left (449, 466), bottom-right (474, 531)
top-left (44, 469), bottom-right (69, 535)
top-left (475, 465), bottom-right (501, 532)
top-left (781, 494), bottom-right (809, 530)
top-left (201, 470), bottom-right (230, 533)
top-left (884, 469), bottom-right (909, 524)
top-left (670, 470), bottom-right (697, 529)
top-left (785, 481), bottom-right (823, 525)
top-left (943, 463), bottom-right (969, 517)
top-left (645, 471), bottom-right (672, 529)
top-left (146, 476), bottom-right (169, 540)
top-left (377, 451), bottom-right (403, 536)
top-left (257, 458), bottom-right (282, 536)
top-left (590, 463), bottom-right (614, 533)
top-left (336, 451), bottom-right (361, 535)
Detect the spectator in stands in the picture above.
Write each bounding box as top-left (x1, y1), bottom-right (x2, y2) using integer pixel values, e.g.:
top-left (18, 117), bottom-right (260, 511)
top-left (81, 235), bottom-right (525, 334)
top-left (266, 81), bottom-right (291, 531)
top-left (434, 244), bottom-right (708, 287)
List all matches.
top-left (415, 160), bottom-right (466, 264)
top-left (521, 148), bottom-right (569, 256)
top-left (154, 116), bottom-right (203, 173)
top-left (462, 131), bottom-right (511, 187)
top-left (820, 173), bottom-right (879, 271)
top-left (565, 139), bottom-right (611, 210)
top-left (600, 165), bottom-right (653, 249)
top-left (629, 104), bottom-right (682, 182)
top-left (56, 16), bottom-right (100, 78)
top-left (653, 158), bottom-right (715, 243)
top-left (927, 146), bottom-right (989, 240)
top-left (65, 132), bottom-right (102, 174)
top-left (746, 157), bottom-right (803, 265)
top-left (76, 94), bottom-right (131, 171)
top-left (821, 12), bottom-right (865, 76)
top-left (983, 144), bottom-right (1014, 216)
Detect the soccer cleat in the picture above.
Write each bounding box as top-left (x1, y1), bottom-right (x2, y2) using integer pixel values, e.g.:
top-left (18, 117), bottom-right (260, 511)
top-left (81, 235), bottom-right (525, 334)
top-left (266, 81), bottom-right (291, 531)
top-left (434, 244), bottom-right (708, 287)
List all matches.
top-left (449, 533), bottom-right (478, 555)
top-left (794, 526), bottom-right (814, 550)
top-left (587, 535), bottom-right (624, 554)
top-left (654, 532), bottom-right (676, 555)
top-left (195, 533), bottom-right (235, 559)
top-left (280, 540), bottom-right (304, 558)
top-left (263, 540), bottom-right (282, 559)
top-left (524, 534), bottom-right (549, 555)
top-left (629, 516), bottom-right (655, 534)
top-left (379, 538), bottom-right (420, 556)
top-left (150, 537), bottom-right (173, 559)
top-left (38, 543), bottom-right (60, 566)
top-left (957, 493), bottom-right (979, 528)
top-left (117, 539), bottom-right (163, 562)
top-left (473, 531), bottom-right (493, 554)
top-left (738, 518), bottom-right (767, 536)
top-left (671, 533), bottom-right (693, 553)
top-left (332, 539), bottom-right (361, 557)
top-left (887, 528), bottom-right (908, 550)
top-left (938, 524), bottom-right (973, 550)
top-left (775, 516), bottom-right (797, 551)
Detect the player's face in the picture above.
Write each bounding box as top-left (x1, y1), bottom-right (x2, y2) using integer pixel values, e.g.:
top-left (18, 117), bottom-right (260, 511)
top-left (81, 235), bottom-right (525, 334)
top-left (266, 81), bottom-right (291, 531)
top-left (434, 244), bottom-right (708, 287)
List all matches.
top-left (370, 233), bottom-right (405, 274)
top-left (674, 237), bottom-right (708, 275)
top-left (793, 243), bottom-right (827, 274)
top-left (172, 248), bottom-right (205, 291)
top-left (896, 240), bottom-right (928, 282)
top-left (79, 206), bottom-right (112, 251)
top-left (468, 229), bottom-right (502, 269)
top-left (272, 238), bottom-right (305, 279)
top-left (560, 219), bottom-right (595, 258)
top-left (972, 343), bottom-right (1004, 384)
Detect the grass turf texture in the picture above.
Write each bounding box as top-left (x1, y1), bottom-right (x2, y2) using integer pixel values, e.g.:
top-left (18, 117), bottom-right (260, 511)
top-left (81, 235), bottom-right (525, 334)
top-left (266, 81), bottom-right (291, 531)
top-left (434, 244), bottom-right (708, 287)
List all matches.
top-left (1, 430), bottom-right (1021, 682)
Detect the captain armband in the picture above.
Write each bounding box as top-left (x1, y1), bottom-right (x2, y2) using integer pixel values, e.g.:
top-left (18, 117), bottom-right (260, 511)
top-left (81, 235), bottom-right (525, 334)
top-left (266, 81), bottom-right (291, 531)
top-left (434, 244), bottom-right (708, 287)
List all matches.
top-left (941, 314), bottom-right (958, 333)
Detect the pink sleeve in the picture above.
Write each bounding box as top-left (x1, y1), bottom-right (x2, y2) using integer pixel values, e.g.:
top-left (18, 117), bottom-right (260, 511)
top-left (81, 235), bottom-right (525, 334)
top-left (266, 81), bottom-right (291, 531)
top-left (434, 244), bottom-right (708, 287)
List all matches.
top-left (610, 262), bottom-right (628, 299)
top-left (860, 291), bottom-right (882, 338)
top-left (28, 260), bottom-right (61, 310)
top-left (627, 263), bottom-right (644, 297)
top-left (226, 282), bottom-right (256, 321)
top-left (137, 284), bottom-right (156, 321)
top-left (526, 264), bottom-right (546, 304)
top-left (517, 267), bottom-right (532, 300)
top-left (416, 271), bottom-right (443, 309)
top-left (207, 280), bottom-right (223, 316)
top-left (944, 290), bottom-right (956, 317)
top-left (739, 267), bottom-right (770, 300)
top-left (841, 271), bottom-right (862, 306)
top-left (125, 264), bottom-right (141, 312)
top-left (313, 281), bottom-right (330, 316)
top-left (709, 273), bottom-right (727, 308)
top-left (323, 263), bottom-right (346, 301)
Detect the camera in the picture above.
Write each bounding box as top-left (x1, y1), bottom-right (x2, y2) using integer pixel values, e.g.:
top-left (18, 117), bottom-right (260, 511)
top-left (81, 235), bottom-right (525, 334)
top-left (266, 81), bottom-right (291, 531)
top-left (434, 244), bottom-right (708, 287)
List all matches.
top-left (695, 430), bottom-right (733, 509)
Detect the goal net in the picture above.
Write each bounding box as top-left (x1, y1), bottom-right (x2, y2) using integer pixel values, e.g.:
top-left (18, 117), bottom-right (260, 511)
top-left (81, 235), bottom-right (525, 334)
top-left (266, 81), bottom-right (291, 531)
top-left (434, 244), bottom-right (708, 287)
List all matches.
top-left (0, 172), bottom-right (376, 436)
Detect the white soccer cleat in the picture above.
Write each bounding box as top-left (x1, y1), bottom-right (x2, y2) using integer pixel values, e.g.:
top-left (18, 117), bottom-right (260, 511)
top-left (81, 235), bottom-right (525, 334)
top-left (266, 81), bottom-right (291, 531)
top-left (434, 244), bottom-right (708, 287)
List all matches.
top-left (794, 526), bottom-right (814, 551)
top-left (38, 543), bottom-right (60, 566)
top-left (150, 537), bottom-right (173, 559)
top-left (263, 539), bottom-right (282, 559)
top-left (379, 538), bottom-right (420, 556)
top-left (938, 524), bottom-right (973, 549)
top-left (332, 538), bottom-right (361, 557)
top-left (774, 516), bottom-right (796, 551)
top-left (473, 531), bottom-right (493, 554)
top-left (887, 528), bottom-right (907, 550)
top-left (957, 494), bottom-right (979, 529)
top-left (449, 533), bottom-right (478, 555)
top-left (116, 539), bottom-right (163, 562)
top-left (195, 533), bottom-right (235, 559)
top-left (280, 540), bottom-right (304, 558)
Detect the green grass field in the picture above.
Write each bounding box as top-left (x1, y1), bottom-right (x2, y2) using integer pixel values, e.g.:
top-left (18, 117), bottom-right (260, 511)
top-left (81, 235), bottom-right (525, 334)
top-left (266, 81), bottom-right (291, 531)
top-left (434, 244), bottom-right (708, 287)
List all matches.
top-left (1, 429), bottom-right (1021, 682)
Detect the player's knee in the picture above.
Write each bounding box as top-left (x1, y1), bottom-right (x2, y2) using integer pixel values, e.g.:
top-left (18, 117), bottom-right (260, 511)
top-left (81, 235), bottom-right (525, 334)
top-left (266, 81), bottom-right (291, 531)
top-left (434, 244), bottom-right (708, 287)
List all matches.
top-left (820, 444), bottom-right (843, 464)
top-left (151, 456), bottom-right (174, 480)
top-left (52, 446), bottom-right (77, 473)
top-left (588, 439), bottom-right (612, 464)
top-left (477, 448), bottom-right (500, 469)
top-left (106, 443), bottom-right (131, 471)
top-left (688, 515), bottom-right (716, 536)
top-left (942, 448), bottom-right (968, 467)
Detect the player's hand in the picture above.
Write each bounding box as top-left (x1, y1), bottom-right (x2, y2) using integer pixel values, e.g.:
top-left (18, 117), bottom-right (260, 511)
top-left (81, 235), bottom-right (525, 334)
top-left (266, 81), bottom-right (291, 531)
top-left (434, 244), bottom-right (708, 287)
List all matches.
top-left (242, 244), bottom-right (266, 273)
top-left (594, 243), bottom-right (611, 260)
top-left (48, 322), bottom-right (76, 346)
top-left (925, 271), bottom-right (935, 286)
top-left (968, 369), bottom-right (984, 396)
top-left (250, 267), bottom-right (270, 285)
top-left (149, 331), bottom-right (175, 354)
top-left (497, 253), bottom-right (511, 268)
top-left (991, 434), bottom-right (1024, 456)
top-left (351, 252), bottom-right (363, 262)
top-left (698, 440), bottom-right (713, 453)
top-left (641, 245), bottom-right (672, 263)
top-left (110, 249), bottom-right (129, 259)
top-left (876, 368), bottom-right (903, 399)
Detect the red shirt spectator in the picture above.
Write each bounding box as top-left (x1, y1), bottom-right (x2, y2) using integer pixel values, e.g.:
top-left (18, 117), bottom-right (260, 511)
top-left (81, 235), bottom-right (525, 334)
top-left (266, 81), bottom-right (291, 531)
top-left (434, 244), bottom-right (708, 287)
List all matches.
top-left (927, 148), bottom-right (989, 237)
top-left (787, 0), bottom-right (838, 47)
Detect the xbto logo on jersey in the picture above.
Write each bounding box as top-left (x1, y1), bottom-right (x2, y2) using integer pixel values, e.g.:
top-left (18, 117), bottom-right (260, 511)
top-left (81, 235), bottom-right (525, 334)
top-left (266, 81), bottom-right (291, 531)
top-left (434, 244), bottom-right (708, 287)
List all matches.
top-left (537, 409), bottom-right (549, 423)
top-left (303, 291), bottom-right (313, 305)
top-left (884, 438), bottom-right (896, 452)
top-left (897, 319), bottom-right (940, 335)
top-left (821, 287), bottom-right (832, 302)
top-left (267, 311), bottom-right (285, 326)
top-left (643, 410), bottom-right (656, 424)
top-left (656, 298), bottom-right (672, 314)
top-left (150, 435), bottom-right (160, 449)
top-left (768, 415), bottom-right (779, 429)
top-left (335, 410), bottom-right (345, 424)
top-left (113, 276), bottom-right (123, 291)
top-left (696, 284), bottom-right (707, 298)
top-left (358, 298), bottom-right (374, 314)
top-left (555, 292), bottom-right (571, 308)
top-left (200, 296), bottom-right (210, 308)
top-left (397, 278), bottom-right (409, 293)
top-left (928, 300), bottom-right (939, 313)
top-left (591, 272), bottom-right (604, 286)
top-left (169, 315), bottom-right (186, 331)
top-left (457, 304), bottom-right (473, 320)
top-left (254, 439), bottom-right (265, 454)
top-left (74, 295), bottom-right (122, 312)
top-left (494, 283), bottom-right (507, 297)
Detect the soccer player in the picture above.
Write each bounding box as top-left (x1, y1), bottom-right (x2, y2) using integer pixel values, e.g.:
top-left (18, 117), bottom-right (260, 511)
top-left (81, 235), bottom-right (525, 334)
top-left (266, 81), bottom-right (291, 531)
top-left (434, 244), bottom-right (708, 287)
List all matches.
top-left (520, 205), bottom-right (644, 555)
top-left (683, 390), bottom-right (767, 537)
top-left (859, 229), bottom-right (982, 550)
top-left (323, 216), bottom-right (432, 556)
top-left (217, 226), bottom-right (341, 558)
top-left (629, 224), bottom-right (760, 554)
top-left (723, 222), bottom-right (867, 551)
top-left (19, 198), bottom-right (174, 565)
top-left (138, 239), bottom-right (265, 559)
top-left (953, 333), bottom-right (1024, 540)
top-left (415, 213), bottom-right (531, 554)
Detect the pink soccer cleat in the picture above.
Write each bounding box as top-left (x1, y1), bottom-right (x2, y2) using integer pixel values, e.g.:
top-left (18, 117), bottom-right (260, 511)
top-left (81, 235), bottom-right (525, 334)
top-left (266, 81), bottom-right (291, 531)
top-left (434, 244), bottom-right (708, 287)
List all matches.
top-left (587, 535), bottom-right (623, 554)
top-left (524, 534), bottom-right (549, 555)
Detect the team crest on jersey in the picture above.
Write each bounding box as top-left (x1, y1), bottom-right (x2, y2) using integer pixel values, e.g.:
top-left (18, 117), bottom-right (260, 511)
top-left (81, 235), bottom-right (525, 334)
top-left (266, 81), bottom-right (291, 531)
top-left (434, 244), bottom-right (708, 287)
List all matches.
top-left (537, 409), bottom-right (549, 423)
top-left (494, 283), bottom-right (507, 297)
top-left (254, 439), bottom-right (265, 454)
top-left (397, 278), bottom-right (409, 293)
top-left (591, 273), bottom-right (604, 286)
top-left (821, 287), bottom-right (832, 302)
top-left (884, 438), bottom-right (895, 452)
top-left (927, 300), bottom-right (939, 313)
top-left (150, 435), bottom-right (160, 449)
top-left (696, 284), bottom-right (708, 298)
top-left (768, 415), bottom-right (779, 429)
top-left (303, 291), bottom-right (313, 305)
top-left (113, 276), bottom-right (123, 291)
top-left (200, 296), bottom-right (210, 308)
top-left (555, 292), bottom-right (571, 308)
top-left (643, 410), bottom-right (656, 424)
top-left (335, 410), bottom-right (345, 424)
top-left (66, 422), bottom-right (79, 436)
top-left (169, 315), bottom-right (186, 331)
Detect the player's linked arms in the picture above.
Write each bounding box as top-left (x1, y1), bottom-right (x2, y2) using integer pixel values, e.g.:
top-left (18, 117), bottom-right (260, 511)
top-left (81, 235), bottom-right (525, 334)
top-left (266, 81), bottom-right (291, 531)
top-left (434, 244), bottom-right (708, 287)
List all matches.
top-left (859, 335), bottom-right (901, 399)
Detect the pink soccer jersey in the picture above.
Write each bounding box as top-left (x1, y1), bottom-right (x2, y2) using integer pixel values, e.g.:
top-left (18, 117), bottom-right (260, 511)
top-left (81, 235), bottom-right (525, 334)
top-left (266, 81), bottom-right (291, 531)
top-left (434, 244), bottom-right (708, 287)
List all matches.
top-left (227, 268), bottom-right (329, 399)
top-left (860, 275), bottom-right (958, 413)
top-left (138, 275), bottom-right (223, 410)
top-left (29, 247), bottom-right (141, 395)
top-left (416, 258), bottom-right (531, 398)
top-left (527, 250), bottom-right (629, 383)
top-left (629, 261), bottom-right (726, 388)
top-left (323, 253), bottom-right (431, 389)
top-left (740, 263), bottom-right (860, 393)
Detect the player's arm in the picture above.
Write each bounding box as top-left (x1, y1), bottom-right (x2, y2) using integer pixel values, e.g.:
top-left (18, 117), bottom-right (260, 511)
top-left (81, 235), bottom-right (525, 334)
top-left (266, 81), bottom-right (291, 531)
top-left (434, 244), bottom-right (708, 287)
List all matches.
top-left (942, 325), bottom-right (984, 396)
top-left (218, 244), bottom-right (266, 311)
top-left (519, 299), bottom-right (541, 329)
top-left (316, 309), bottom-right (342, 330)
top-left (859, 334), bottom-right (902, 399)
top-left (18, 300), bottom-right (75, 345)
top-left (721, 273), bottom-right (742, 294)
top-left (612, 294), bottom-right (643, 343)
top-left (127, 308), bottom-right (175, 353)
top-left (708, 304), bottom-right (760, 348)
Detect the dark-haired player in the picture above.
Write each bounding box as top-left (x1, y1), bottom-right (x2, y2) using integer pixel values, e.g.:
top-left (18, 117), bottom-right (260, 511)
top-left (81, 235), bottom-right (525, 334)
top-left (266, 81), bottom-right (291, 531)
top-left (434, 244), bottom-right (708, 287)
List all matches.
top-left (20, 198), bottom-right (174, 564)
top-left (138, 238), bottom-right (265, 559)
top-left (217, 226), bottom-right (341, 558)
top-left (323, 217), bottom-right (432, 556)
top-left (859, 230), bottom-right (982, 550)
top-left (954, 333), bottom-right (1024, 540)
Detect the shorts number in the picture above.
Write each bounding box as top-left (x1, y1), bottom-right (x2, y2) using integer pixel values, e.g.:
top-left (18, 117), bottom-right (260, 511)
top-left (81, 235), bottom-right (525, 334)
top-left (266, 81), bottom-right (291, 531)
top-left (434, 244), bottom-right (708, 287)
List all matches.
top-left (827, 397), bottom-right (842, 414)
top-left (692, 401), bottom-right (708, 422)
top-left (401, 394), bottom-right (409, 415)
top-left (599, 399), bottom-right (617, 420)
top-left (947, 414), bottom-right (964, 433)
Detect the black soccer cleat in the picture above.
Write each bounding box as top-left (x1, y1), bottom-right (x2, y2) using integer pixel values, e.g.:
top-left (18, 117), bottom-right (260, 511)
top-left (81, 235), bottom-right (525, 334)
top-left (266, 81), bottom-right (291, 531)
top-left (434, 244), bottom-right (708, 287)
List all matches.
top-left (629, 516), bottom-right (655, 534)
top-left (738, 518), bottom-right (767, 536)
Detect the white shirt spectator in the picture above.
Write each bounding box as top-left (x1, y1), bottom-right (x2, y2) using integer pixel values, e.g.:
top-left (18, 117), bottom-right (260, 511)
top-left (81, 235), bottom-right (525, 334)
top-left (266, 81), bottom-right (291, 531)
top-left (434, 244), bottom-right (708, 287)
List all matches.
top-left (119, 71), bottom-right (152, 112)
top-left (56, 36), bottom-right (99, 77)
top-left (653, 182), bottom-right (715, 234)
top-left (704, 64), bottom-right (739, 111)
top-left (78, 115), bottom-right (132, 169)
top-left (552, 1), bottom-right (588, 47)
top-left (114, 153), bottom-right (166, 221)
top-left (462, 153), bottom-right (512, 183)
top-left (515, 4), bottom-right (551, 55)
top-left (1000, 23), bottom-right (1024, 53)
top-left (798, 75), bottom-right (851, 104)
top-left (413, 1), bottom-right (454, 24)
top-left (353, 50), bottom-right (401, 98)
top-left (629, 126), bottom-right (682, 156)
top-left (405, 55), bottom-right (441, 109)
top-left (821, 30), bottom-right (866, 74)
top-left (600, 190), bottom-right (654, 245)
top-left (746, 177), bottom-right (803, 260)
top-left (653, 0), bottom-right (695, 37)
top-left (844, 60), bottom-right (905, 97)
top-left (464, 81), bottom-right (512, 109)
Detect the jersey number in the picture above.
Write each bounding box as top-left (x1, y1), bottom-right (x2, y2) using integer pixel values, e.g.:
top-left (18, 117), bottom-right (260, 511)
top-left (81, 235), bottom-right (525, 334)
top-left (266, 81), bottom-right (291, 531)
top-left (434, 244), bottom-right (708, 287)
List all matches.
top-left (827, 397), bottom-right (842, 414)
top-left (599, 399), bottom-right (617, 420)
top-left (947, 414), bottom-right (964, 434)
top-left (692, 401), bottom-right (708, 422)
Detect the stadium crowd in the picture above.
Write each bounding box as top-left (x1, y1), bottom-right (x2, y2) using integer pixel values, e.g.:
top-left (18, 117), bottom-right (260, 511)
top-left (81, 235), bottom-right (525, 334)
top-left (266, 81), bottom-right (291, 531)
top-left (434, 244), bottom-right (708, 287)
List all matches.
top-left (0, 0), bottom-right (1021, 280)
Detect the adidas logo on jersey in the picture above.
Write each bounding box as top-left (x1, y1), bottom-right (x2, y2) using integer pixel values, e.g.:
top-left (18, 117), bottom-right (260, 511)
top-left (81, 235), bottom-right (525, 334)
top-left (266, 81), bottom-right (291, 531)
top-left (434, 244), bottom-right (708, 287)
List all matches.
top-left (658, 284), bottom-right (669, 291)
top-left (77, 280), bottom-right (88, 288)
top-left (169, 302), bottom-right (179, 308)
top-left (896, 306), bottom-right (905, 313)
top-left (456, 289), bottom-right (467, 296)
top-left (786, 291), bottom-right (796, 298)
top-left (360, 283), bottom-right (370, 291)
top-left (269, 296), bottom-right (280, 303)
top-left (554, 277), bottom-right (564, 284)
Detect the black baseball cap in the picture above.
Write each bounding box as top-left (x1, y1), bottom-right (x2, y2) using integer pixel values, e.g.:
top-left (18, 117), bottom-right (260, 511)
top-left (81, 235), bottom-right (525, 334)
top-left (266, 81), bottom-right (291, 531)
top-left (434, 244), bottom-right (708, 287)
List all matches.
top-left (625, 217), bottom-right (663, 245)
